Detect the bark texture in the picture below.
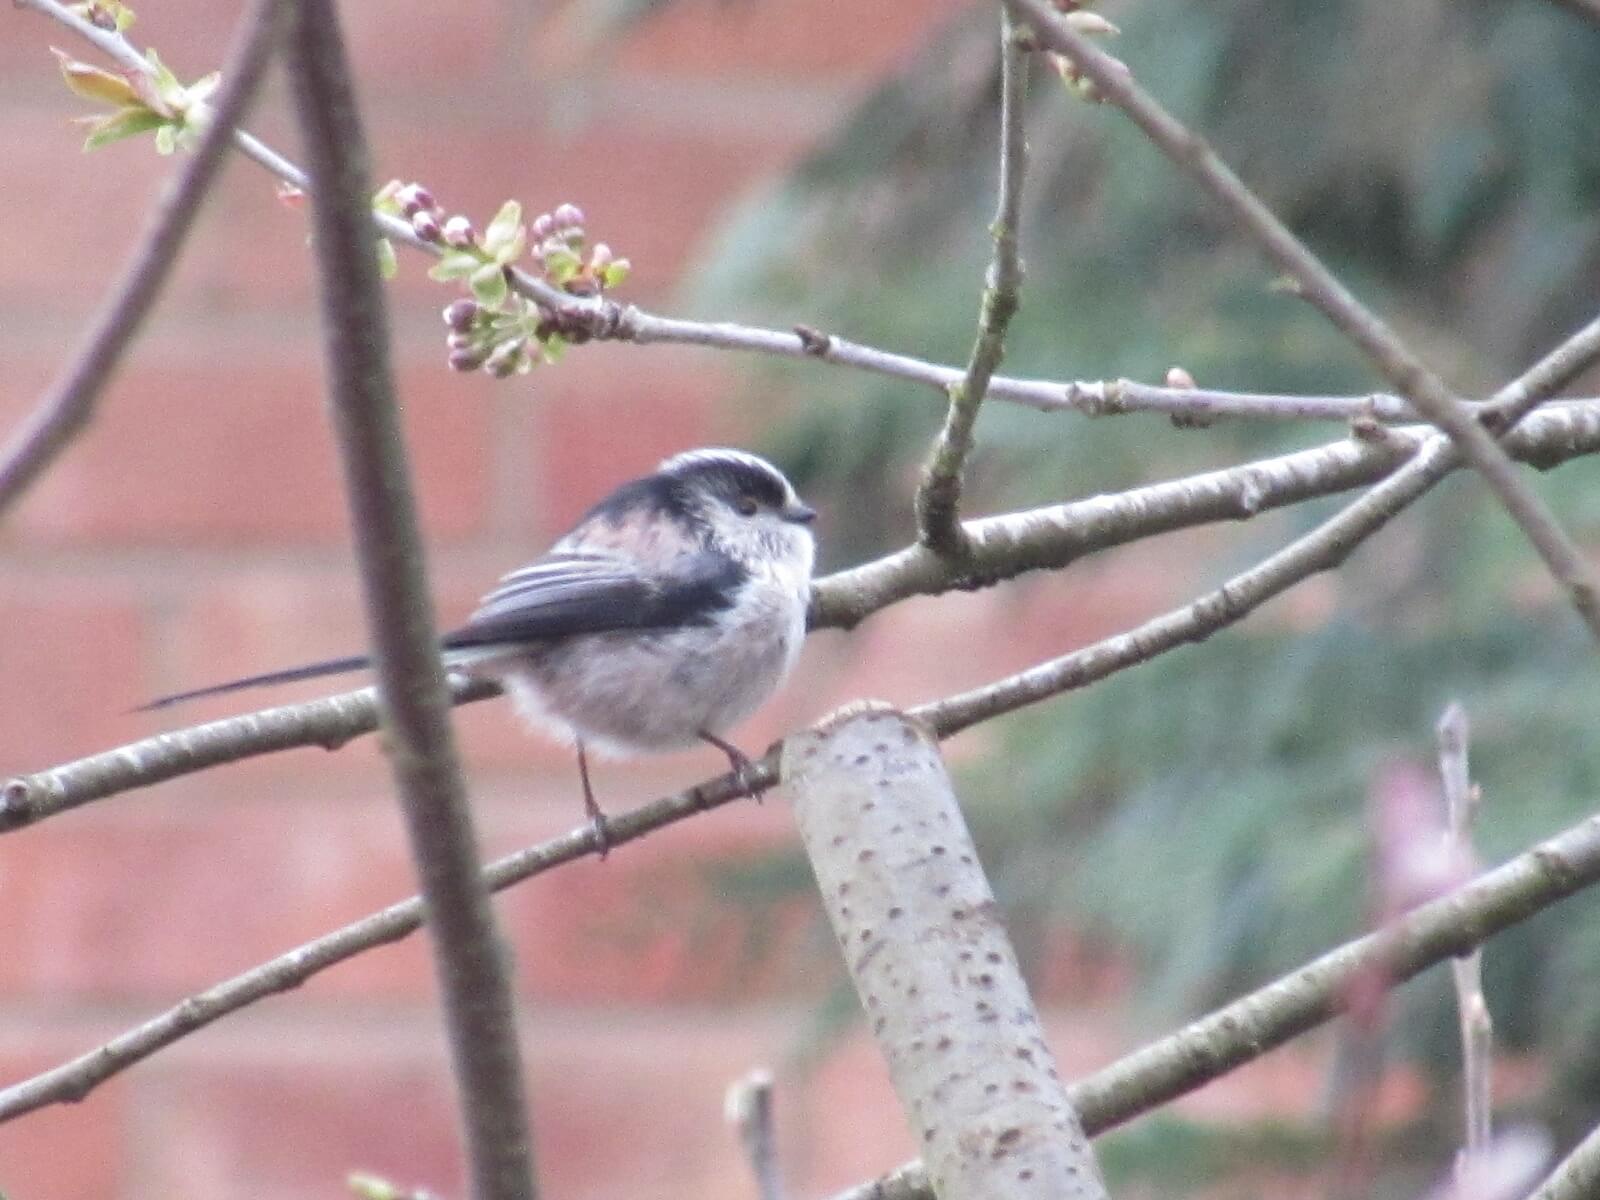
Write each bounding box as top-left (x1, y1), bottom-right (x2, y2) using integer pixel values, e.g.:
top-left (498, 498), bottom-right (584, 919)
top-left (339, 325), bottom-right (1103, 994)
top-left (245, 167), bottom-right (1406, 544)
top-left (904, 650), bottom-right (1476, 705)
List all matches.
top-left (784, 705), bottom-right (1106, 1200)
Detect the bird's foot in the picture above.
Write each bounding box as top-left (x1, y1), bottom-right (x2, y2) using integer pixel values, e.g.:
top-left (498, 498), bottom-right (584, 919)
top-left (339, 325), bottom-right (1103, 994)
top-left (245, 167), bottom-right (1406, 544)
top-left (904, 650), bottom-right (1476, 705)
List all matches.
top-left (575, 740), bottom-right (612, 859)
top-left (700, 731), bottom-right (763, 801)
top-left (585, 800), bottom-right (613, 860)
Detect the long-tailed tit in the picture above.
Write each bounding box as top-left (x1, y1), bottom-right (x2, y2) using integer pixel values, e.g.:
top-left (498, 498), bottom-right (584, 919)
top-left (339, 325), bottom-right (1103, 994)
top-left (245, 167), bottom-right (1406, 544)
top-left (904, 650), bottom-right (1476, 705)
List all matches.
top-left (145, 448), bottom-right (818, 848)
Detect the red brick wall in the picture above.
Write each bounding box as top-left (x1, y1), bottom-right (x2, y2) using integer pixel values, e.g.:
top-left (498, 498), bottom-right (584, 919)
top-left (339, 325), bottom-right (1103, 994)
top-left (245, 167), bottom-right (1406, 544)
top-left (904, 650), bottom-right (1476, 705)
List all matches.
top-left (0, 3), bottom-right (1264, 1197)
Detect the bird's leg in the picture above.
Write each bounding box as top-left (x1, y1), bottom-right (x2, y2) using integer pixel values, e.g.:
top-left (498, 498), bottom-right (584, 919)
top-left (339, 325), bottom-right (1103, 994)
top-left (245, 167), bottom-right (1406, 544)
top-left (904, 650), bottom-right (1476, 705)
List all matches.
top-left (699, 730), bottom-right (762, 801)
top-left (575, 739), bottom-right (612, 858)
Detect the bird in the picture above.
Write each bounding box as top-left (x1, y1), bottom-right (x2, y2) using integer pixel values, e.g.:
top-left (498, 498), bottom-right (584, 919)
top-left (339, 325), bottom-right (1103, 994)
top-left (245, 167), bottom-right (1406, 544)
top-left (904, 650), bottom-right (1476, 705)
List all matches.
top-left (143, 448), bottom-right (819, 851)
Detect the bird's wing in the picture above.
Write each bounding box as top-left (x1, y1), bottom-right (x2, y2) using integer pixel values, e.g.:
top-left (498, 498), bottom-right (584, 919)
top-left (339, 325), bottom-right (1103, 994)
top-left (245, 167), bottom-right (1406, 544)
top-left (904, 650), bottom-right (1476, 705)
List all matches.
top-left (441, 549), bottom-right (745, 650)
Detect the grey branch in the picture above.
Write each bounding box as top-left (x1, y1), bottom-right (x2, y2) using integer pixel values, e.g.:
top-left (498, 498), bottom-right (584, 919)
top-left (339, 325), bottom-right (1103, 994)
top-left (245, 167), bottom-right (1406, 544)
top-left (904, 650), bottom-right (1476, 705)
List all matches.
top-left (0, 0), bottom-right (282, 518)
top-left (1530, 1124), bottom-right (1600, 1200)
top-left (1007, 0), bottom-right (1454, 408)
top-left (8, 398), bottom-right (1600, 834)
top-left (907, 303), bottom-right (1600, 735)
top-left (283, 5), bottom-right (536, 1199)
top-left (784, 706), bottom-right (1108, 1200)
top-left (10, 728), bottom-right (1600, 1151)
top-left (828, 807), bottom-right (1600, 1200)
top-left (914, 11), bottom-right (1030, 554)
top-left (1009, 0), bottom-right (1600, 644)
top-left (16, 0), bottom-right (1566, 434)
top-left (0, 761), bottom-right (763, 1123)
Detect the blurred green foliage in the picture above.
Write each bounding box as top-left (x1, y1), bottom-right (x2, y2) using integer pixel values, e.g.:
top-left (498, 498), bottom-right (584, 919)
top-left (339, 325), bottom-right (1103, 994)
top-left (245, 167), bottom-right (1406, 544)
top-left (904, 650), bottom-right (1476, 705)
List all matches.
top-left (589, 0), bottom-right (1600, 1187)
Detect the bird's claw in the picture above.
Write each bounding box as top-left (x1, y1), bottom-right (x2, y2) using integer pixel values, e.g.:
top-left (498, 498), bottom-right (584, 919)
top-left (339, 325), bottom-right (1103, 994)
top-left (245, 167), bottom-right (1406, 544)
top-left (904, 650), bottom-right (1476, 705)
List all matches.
top-left (587, 805), bottom-right (613, 859)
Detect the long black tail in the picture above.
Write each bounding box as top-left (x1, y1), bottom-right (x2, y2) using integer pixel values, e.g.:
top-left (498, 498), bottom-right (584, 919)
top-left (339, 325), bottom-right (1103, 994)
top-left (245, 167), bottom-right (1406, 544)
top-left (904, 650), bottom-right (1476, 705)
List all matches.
top-left (136, 654), bottom-right (373, 711)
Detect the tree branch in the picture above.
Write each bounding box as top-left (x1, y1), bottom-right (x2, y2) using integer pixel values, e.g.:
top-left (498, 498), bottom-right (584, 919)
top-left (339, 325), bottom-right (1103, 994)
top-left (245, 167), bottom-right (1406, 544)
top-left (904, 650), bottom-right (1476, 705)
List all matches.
top-left (8, 397), bottom-right (1600, 834)
top-left (914, 10), bottom-right (1030, 554)
top-left (283, 4), bottom-right (535, 1197)
top-left (1530, 1122), bottom-right (1600, 1200)
top-left (0, 761), bottom-right (762, 1123)
top-left (10, 749), bottom-right (1600, 1200)
top-left (0, 0), bottom-right (283, 518)
top-left (19, 0), bottom-right (1577, 436)
top-left (826, 808), bottom-right (1600, 1200)
top-left (908, 303), bottom-right (1600, 732)
top-left (914, 436), bottom-right (1461, 736)
top-left (1006, 0), bottom-right (1451, 403)
top-left (785, 706), bottom-right (1107, 1199)
top-left (1008, 0), bottom-right (1600, 644)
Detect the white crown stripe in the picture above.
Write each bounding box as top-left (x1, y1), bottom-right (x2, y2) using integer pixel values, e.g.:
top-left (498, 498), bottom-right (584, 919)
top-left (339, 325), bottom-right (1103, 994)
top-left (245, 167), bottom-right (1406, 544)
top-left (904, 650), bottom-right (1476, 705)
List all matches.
top-left (658, 448), bottom-right (789, 490)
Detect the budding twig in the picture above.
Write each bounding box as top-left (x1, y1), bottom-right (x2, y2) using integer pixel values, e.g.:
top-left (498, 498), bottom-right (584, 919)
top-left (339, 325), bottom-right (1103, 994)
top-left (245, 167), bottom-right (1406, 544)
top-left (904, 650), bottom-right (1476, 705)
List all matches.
top-left (1008, 0), bottom-right (1600, 646)
top-left (914, 10), bottom-right (1029, 555)
top-left (0, 0), bottom-right (283, 518)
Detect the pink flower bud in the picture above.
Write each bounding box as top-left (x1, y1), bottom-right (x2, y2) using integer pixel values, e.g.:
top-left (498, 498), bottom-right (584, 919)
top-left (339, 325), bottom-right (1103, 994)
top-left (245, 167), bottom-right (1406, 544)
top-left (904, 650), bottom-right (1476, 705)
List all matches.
top-left (448, 345), bottom-right (488, 372)
top-left (411, 210), bottom-right (442, 242)
top-left (395, 183), bottom-right (436, 216)
top-left (442, 299), bottom-right (480, 331)
top-left (552, 203), bottom-right (584, 229)
top-left (442, 215), bottom-right (477, 249)
top-left (531, 213), bottom-right (555, 241)
top-left (589, 243), bottom-right (613, 270)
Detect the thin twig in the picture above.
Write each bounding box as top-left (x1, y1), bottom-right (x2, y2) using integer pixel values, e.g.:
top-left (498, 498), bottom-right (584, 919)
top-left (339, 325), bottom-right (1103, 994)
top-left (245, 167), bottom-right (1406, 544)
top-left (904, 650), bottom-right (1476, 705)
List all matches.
top-left (8, 399), bottom-right (1600, 832)
top-left (913, 436), bottom-right (1460, 736)
top-left (1438, 704), bottom-right (1493, 1168)
top-left (9, 766), bottom-right (1600, 1191)
top-left (909, 302), bottom-right (1600, 732)
top-left (1008, 0), bottom-right (1600, 644)
top-left (283, 5), bottom-right (535, 1199)
top-left (0, 0), bottom-right (283, 518)
top-left (914, 10), bottom-right (1029, 553)
top-left (44, 0), bottom-right (1598, 642)
top-left (20, 0), bottom-right (1580, 435)
top-left (824, 809), bottom-right (1600, 1200)
top-left (5, 343), bottom-right (1594, 1126)
top-left (0, 760), bottom-right (764, 1122)
top-left (1008, 0), bottom-right (1448, 397)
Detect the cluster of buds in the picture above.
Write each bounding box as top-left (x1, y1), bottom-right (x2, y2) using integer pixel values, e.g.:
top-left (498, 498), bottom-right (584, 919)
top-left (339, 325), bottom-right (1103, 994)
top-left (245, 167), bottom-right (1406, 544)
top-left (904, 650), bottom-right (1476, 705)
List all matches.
top-left (53, 44), bottom-right (217, 153)
top-left (526, 203), bottom-right (630, 298)
top-left (440, 296), bottom-right (545, 379)
top-left (373, 180), bottom-right (471, 252)
top-left (381, 188), bottom-right (632, 380)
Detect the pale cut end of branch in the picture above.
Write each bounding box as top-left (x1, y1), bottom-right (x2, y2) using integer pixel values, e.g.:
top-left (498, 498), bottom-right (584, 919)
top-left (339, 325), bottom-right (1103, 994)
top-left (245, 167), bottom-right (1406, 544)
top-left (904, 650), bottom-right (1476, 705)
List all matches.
top-left (1426, 1126), bottom-right (1551, 1200)
top-left (725, 1067), bottom-right (784, 1200)
top-left (783, 708), bottom-right (1107, 1200)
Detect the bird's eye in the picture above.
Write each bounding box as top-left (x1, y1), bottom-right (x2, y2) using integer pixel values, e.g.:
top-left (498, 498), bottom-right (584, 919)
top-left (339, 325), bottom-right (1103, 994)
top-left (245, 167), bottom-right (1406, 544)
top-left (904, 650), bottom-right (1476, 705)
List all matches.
top-left (735, 496), bottom-right (760, 517)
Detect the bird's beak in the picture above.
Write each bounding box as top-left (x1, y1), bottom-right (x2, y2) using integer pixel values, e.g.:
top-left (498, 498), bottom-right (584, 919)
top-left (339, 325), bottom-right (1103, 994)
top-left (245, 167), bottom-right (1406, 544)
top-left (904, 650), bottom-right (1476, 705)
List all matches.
top-left (783, 501), bottom-right (818, 525)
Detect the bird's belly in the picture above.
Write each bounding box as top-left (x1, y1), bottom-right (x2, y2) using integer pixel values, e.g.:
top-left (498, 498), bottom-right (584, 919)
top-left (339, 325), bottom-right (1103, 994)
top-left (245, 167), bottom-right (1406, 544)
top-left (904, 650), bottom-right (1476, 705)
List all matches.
top-left (487, 594), bottom-right (802, 757)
